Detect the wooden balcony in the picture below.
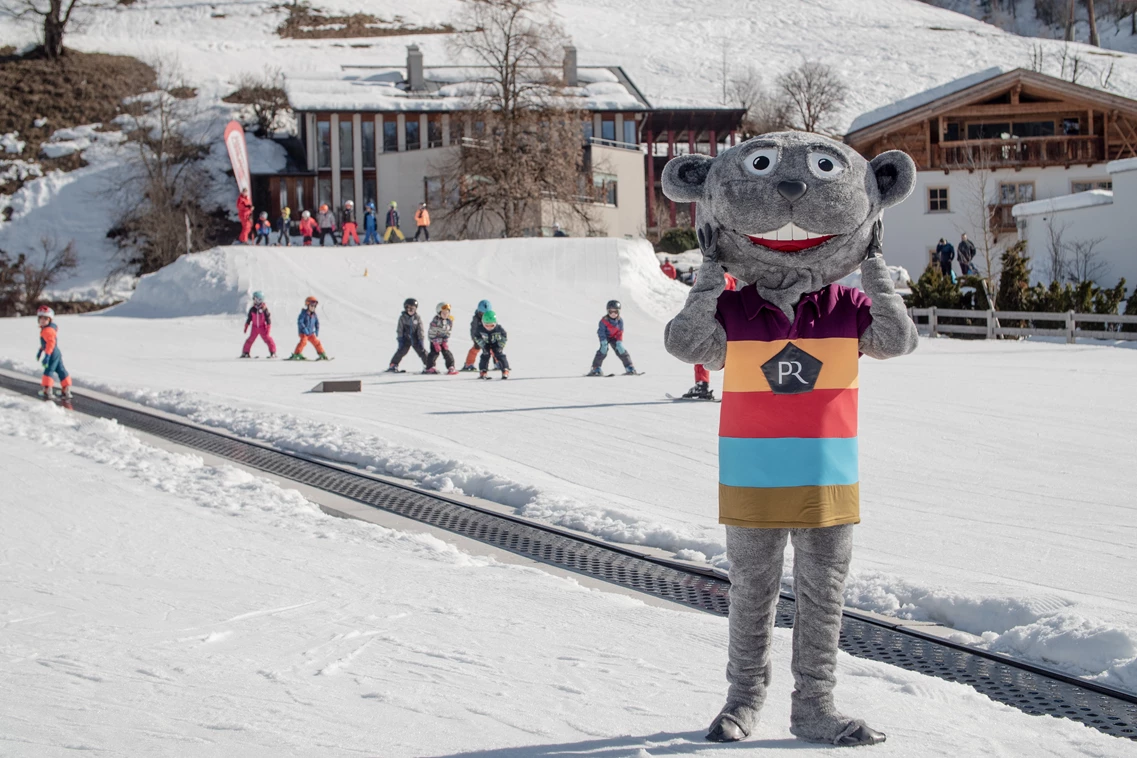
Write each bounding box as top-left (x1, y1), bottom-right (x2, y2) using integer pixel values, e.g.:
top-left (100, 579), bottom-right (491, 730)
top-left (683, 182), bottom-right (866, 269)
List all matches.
top-left (934, 136), bottom-right (1102, 170)
top-left (988, 203), bottom-right (1017, 234)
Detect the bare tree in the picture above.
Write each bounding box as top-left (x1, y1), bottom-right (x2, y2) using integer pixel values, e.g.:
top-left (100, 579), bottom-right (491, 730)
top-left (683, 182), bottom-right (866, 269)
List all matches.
top-left (1043, 217), bottom-right (1070, 282)
top-left (111, 60), bottom-right (216, 275)
top-left (440, 0), bottom-right (596, 238)
top-left (729, 65), bottom-right (792, 137)
top-left (1068, 237), bottom-right (1108, 282)
top-left (224, 67), bottom-right (291, 137)
top-left (955, 155), bottom-right (1002, 302)
top-left (1067, 0), bottom-right (1077, 40)
top-left (0, 0), bottom-right (87, 60)
top-left (1086, 0), bottom-right (1101, 44)
top-left (0, 237), bottom-right (78, 315)
top-left (776, 61), bottom-right (847, 135)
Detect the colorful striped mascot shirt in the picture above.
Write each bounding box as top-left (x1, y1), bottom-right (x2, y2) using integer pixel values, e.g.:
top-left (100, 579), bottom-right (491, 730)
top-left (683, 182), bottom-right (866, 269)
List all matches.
top-left (716, 283), bottom-right (873, 529)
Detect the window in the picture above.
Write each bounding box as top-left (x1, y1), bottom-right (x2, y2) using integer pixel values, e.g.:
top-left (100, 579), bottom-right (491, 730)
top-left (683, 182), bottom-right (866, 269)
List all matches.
top-left (318, 178), bottom-right (332, 209)
top-left (363, 178), bottom-right (376, 209)
top-left (927, 187), bottom-right (949, 213)
top-left (1072, 180), bottom-right (1112, 193)
top-left (450, 117), bottom-right (465, 144)
top-left (425, 176), bottom-right (458, 209)
top-left (278, 182), bottom-right (287, 214)
top-left (967, 122), bottom-right (1010, 140)
top-left (1012, 121), bottom-right (1054, 138)
top-left (361, 121), bottom-right (376, 168)
top-left (339, 119), bottom-right (353, 169)
top-left (623, 118), bottom-right (636, 146)
top-left (944, 121), bottom-right (960, 141)
top-left (295, 182), bottom-right (305, 215)
top-left (427, 114), bottom-right (443, 148)
top-left (999, 182), bottom-right (1034, 205)
top-left (406, 118), bottom-right (420, 150)
top-left (317, 121), bottom-right (331, 169)
top-left (600, 117), bottom-right (616, 143)
top-left (1062, 118), bottom-right (1081, 135)
top-left (340, 177), bottom-right (354, 208)
top-left (582, 119), bottom-right (593, 142)
top-left (593, 172), bottom-right (617, 206)
top-left (383, 118), bottom-right (398, 152)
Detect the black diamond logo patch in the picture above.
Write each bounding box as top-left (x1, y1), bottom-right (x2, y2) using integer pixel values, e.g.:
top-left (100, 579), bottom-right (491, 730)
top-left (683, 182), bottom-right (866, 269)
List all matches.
top-left (761, 343), bottom-right (823, 395)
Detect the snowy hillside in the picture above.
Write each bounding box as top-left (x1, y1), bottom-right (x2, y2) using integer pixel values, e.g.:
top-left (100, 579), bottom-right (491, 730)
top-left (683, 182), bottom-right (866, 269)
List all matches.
top-left (1, 237), bottom-right (1136, 696)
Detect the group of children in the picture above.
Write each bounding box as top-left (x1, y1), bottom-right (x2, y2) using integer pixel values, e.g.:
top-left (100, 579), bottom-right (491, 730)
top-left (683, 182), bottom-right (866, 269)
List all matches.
top-left (237, 189), bottom-right (431, 248)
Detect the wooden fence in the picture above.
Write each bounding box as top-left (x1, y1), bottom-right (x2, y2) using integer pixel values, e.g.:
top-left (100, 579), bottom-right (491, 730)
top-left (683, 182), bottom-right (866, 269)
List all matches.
top-left (907, 308), bottom-right (1137, 342)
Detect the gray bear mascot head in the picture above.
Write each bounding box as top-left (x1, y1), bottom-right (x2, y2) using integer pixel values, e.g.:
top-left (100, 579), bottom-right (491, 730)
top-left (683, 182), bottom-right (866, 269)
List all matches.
top-left (661, 131), bottom-right (916, 315)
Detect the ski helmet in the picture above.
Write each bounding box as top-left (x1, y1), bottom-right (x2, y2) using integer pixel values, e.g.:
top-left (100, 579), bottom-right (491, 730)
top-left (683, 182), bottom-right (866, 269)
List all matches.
top-left (36, 305), bottom-right (54, 319)
top-left (481, 310), bottom-right (497, 325)
top-left (404, 298), bottom-right (418, 309)
top-left (259, 211), bottom-right (268, 219)
top-left (320, 204), bottom-right (328, 212)
top-left (390, 201), bottom-right (398, 209)
top-left (476, 299), bottom-right (492, 312)
top-left (344, 200), bottom-right (353, 208)
top-left (606, 300), bottom-right (622, 312)
top-left (305, 296), bottom-right (318, 306)
top-left (301, 210), bottom-right (311, 218)
top-left (252, 290), bottom-right (265, 303)
top-left (282, 206), bottom-right (290, 215)
top-left (435, 302), bottom-right (450, 315)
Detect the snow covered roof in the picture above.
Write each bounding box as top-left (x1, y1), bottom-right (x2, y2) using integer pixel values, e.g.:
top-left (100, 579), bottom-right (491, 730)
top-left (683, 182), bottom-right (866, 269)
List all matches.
top-left (285, 65), bottom-right (651, 113)
top-left (1107, 157), bottom-right (1137, 175)
top-left (1011, 189), bottom-right (1114, 218)
top-left (846, 67), bottom-right (1008, 136)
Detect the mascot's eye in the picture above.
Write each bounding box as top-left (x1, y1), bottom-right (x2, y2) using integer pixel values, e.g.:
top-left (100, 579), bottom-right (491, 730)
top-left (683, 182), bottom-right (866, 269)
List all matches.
top-left (744, 149), bottom-right (778, 176)
top-left (808, 151), bottom-right (846, 180)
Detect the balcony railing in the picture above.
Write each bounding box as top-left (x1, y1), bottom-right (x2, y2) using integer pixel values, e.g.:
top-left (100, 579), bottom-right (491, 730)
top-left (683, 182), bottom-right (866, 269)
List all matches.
top-left (988, 203), bottom-right (1017, 234)
top-left (587, 137), bottom-right (641, 152)
top-left (934, 136), bottom-right (1101, 170)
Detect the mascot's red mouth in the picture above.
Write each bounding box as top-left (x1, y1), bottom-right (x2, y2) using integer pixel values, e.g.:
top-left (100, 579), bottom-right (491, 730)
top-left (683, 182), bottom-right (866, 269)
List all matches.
top-left (747, 235), bottom-right (835, 252)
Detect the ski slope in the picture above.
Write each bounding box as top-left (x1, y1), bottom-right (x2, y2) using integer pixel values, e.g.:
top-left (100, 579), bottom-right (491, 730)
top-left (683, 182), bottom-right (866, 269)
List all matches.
top-left (0, 237), bottom-right (1134, 695)
top-left (4, 394), bottom-right (1133, 757)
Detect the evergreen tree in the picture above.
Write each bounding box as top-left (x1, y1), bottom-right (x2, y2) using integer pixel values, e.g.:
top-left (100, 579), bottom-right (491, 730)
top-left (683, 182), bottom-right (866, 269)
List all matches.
top-left (996, 241), bottom-right (1030, 312)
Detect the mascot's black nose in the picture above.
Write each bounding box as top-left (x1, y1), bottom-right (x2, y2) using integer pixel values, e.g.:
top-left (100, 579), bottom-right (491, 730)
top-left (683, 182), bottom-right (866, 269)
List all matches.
top-left (777, 181), bottom-right (808, 202)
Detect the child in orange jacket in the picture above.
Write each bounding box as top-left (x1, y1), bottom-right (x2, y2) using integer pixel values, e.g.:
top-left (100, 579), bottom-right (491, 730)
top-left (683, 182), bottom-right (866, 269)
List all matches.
top-left (35, 305), bottom-right (72, 399)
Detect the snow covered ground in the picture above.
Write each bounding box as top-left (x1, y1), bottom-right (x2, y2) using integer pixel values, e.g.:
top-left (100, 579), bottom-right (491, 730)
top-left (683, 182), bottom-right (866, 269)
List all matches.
top-left (5, 0), bottom-right (1137, 297)
top-left (3, 389), bottom-right (1136, 757)
top-left (1, 237), bottom-right (1135, 698)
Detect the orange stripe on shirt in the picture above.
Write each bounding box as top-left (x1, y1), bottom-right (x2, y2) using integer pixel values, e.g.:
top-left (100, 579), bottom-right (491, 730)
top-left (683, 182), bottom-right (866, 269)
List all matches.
top-left (722, 338), bottom-right (859, 393)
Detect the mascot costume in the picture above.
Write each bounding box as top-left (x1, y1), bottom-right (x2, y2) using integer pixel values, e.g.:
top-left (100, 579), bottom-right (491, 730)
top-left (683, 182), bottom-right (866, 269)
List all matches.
top-left (661, 132), bottom-right (918, 746)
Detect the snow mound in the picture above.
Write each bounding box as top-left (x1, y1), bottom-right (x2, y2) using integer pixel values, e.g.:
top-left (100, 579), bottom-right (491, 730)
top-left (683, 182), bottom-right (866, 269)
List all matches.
top-left (110, 237), bottom-right (689, 321)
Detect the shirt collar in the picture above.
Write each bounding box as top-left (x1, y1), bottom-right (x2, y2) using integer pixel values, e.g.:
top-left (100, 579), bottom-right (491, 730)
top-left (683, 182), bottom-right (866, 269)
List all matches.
top-left (741, 283), bottom-right (832, 321)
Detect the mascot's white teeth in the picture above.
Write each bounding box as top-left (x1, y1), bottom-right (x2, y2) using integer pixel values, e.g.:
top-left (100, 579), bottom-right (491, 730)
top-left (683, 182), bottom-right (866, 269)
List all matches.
top-left (751, 222), bottom-right (829, 241)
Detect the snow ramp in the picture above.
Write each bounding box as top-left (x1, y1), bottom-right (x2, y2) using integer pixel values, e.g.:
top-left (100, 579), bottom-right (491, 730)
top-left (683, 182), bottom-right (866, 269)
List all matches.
top-left (110, 237), bottom-right (689, 351)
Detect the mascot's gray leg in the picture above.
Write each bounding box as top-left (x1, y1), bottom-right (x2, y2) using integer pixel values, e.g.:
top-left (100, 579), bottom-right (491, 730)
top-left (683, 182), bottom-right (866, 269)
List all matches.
top-left (707, 526), bottom-right (789, 742)
top-left (788, 524), bottom-right (886, 747)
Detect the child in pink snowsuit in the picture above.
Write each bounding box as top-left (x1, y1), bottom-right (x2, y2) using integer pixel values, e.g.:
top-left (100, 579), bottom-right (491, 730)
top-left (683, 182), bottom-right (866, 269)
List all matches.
top-left (241, 291), bottom-right (276, 358)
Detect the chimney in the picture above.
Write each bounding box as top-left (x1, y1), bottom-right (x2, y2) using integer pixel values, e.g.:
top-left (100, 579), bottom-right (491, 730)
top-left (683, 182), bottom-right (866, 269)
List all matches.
top-left (407, 44), bottom-right (425, 92)
top-left (563, 45), bottom-right (578, 87)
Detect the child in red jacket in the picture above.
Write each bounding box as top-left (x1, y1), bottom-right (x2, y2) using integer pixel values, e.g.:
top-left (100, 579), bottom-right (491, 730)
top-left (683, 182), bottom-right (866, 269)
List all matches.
top-left (298, 210), bottom-right (318, 246)
top-left (241, 291), bottom-right (276, 358)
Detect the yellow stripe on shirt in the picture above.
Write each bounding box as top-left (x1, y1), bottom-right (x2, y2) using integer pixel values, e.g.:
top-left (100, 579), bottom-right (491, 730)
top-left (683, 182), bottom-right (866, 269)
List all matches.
top-left (723, 338), bottom-right (860, 393)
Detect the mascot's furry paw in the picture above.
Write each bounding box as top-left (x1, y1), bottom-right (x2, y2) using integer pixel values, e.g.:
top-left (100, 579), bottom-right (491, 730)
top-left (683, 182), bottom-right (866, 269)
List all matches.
top-left (790, 697), bottom-right (886, 746)
top-left (705, 702), bottom-right (760, 742)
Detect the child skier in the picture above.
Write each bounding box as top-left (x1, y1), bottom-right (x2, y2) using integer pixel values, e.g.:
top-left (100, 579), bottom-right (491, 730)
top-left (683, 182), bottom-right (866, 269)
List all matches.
top-left (241, 291), bottom-right (276, 358)
top-left (424, 302), bottom-right (458, 374)
top-left (388, 298), bottom-right (427, 372)
top-left (288, 296), bottom-right (329, 360)
top-left (316, 204), bottom-right (338, 246)
top-left (475, 310), bottom-right (509, 379)
top-left (254, 212), bottom-right (272, 245)
top-left (383, 201), bottom-right (405, 242)
top-left (587, 299), bottom-right (637, 376)
top-left (363, 202), bottom-right (379, 245)
top-left (276, 207), bottom-right (292, 246)
top-left (298, 210), bottom-right (318, 246)
top-left (341, 200), bottom-right (360, 246)
top-left (461, 299), bottom-right (492, 371)
top-left (35, 305), bottom-right (72, 399)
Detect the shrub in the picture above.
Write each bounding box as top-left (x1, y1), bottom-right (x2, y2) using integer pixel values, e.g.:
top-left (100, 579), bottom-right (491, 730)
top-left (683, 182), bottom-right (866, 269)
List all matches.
top-left (656, 227), bottom-right (698, 256)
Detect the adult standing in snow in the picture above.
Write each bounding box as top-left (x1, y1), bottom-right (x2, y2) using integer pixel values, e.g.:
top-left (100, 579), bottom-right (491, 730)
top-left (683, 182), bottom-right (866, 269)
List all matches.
top-left (660, 258), bottom-right (677, 279)
top-left (383, 201), bottom-right (405, 243)
top-left (316, 204), bottom-right (338, 246)
top-left (237, 188), bottom-right (253, 244)
top-left (957, 234), bottom-right (976, 276)
top-left (413, 202), bottom-right (430, 242)
top-left (935, 238), bottom-right (954, 278)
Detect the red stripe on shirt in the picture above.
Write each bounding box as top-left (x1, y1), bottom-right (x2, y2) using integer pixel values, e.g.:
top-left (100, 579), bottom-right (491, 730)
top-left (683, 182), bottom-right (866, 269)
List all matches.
top-left (719, 388), bottom-right (858, 439)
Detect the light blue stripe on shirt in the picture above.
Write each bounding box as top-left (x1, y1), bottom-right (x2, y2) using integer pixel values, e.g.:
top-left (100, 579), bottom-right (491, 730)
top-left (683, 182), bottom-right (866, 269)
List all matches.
top-left (719, 437), bottom-right (859, 488)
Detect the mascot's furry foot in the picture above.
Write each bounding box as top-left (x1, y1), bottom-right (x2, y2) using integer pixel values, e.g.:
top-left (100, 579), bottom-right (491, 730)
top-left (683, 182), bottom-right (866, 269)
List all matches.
top-left (790, 697), bottom-right (886, 746)
top-left (705, 703), bottom-right (760, 742)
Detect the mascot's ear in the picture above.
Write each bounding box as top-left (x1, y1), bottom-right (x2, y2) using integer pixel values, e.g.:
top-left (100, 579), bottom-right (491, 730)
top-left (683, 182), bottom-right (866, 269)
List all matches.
top-left (661, 154), bottom-right (713, 203)
top-left (869, 150), bottom-right (917, 209)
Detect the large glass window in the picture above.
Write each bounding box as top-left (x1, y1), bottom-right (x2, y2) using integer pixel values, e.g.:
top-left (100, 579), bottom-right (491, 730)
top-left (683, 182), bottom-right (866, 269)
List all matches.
top-left (967, 122), bottom-right (1010, 140)
top-left (318, 178), bottom-right (332, 209)
top-left (339, 119), bottom-right (353, 169)
top-left (361, 121), bottom-right (376, 168)
top-left (999, 182), bottom-right (1034, 205)
top-left (1011, 121), bottom-right (1055, 138)
top-left (425, 176), bottom-right (444, 208)
top-left (278, 182), bottom-right (288, 213)
top-left (450, 116), bottom-right (465, 145)
top-left (340, 177), bottom-right (354, 208)
top-left (295, 182), bottom-right (305, 215)
top-left (593, 172), bottom-right (617, 206)
top-left (428, 115), bottom-right (443, 148)
top-left (383, 119), bottom-right (398, 152)
top-left (363, 178), bottom-right (376, 209)
top-left (623, 119), bottom-right (636, 145)
top-left (317, 121), bottom-right (331, 169)
top-left (406, 118), bottom-right (421, 150)
top-left (600, 117), bottom-right (616, 143)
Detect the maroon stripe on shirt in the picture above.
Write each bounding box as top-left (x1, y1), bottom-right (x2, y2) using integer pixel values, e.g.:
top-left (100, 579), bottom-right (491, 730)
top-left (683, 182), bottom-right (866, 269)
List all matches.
top-left (715, 283), bottom-right (873, 342)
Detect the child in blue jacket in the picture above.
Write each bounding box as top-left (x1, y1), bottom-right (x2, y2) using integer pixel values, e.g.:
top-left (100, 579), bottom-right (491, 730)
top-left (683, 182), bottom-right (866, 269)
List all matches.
top-left (587, 299), bottom-right (636, 375)
top-left (363, 202), bottom-right (379, 245)
top-left (288, 296), bottom-right (330, 360)
top-left (255, 212), bottom-right (272, 246)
